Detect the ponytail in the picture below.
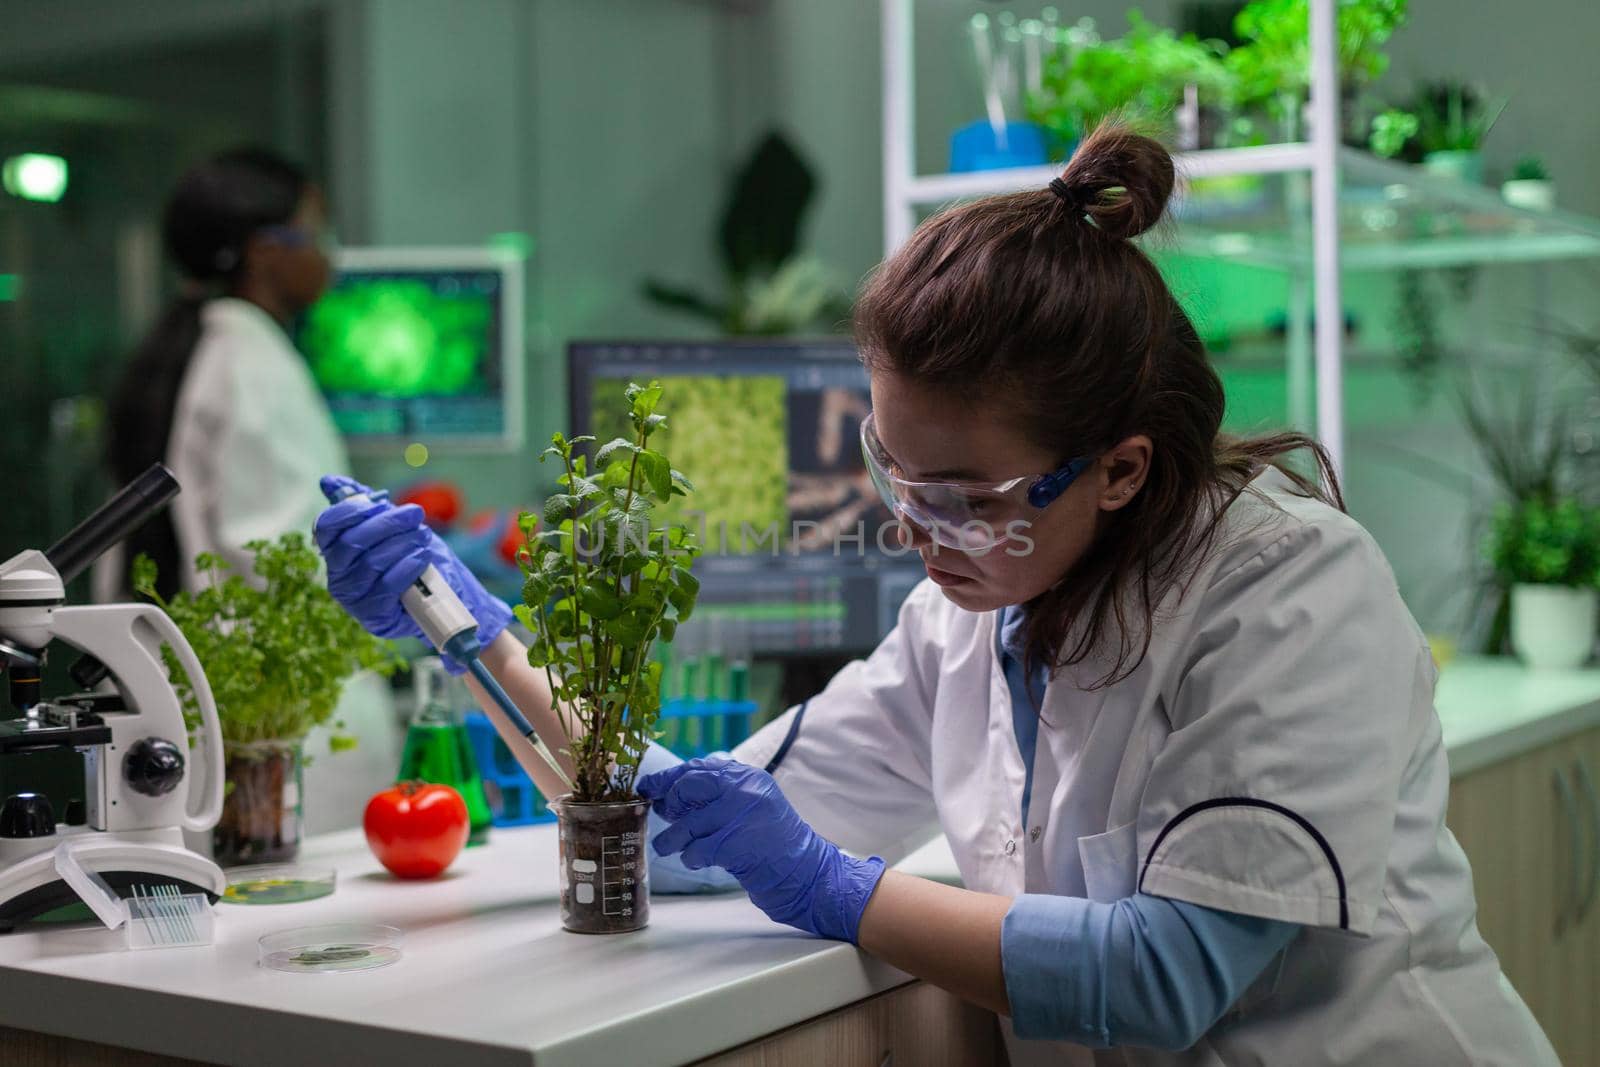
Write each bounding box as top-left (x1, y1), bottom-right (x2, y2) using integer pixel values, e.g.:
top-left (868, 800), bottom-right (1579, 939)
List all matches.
top-left (104, 296), bottom-right (208, 600)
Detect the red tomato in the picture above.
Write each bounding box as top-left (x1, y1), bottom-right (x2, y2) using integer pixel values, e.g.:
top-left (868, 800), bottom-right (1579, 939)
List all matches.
top-left (363, 781), bottom-right (469, 879)
top-left (496, 512), bottom-right (531, 566)
top-left (396, 482), bottom-right (463, 530)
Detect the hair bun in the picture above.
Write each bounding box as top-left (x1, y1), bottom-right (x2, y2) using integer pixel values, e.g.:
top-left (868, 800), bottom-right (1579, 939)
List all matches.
top-left (1055, 124), bottom-right (1175, 241)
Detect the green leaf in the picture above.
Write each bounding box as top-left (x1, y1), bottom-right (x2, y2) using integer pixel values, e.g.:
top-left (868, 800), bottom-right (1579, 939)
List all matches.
top-left (637, 449), bottom-right (673, 500)
top-left (604, 608), bottom-right (652, 644)
top-left (542, 494), bottom-right (578, 526)
top-left (579, 582), bottom-right (625, 620)
top-left (595, 437), bottom-right (640, 467)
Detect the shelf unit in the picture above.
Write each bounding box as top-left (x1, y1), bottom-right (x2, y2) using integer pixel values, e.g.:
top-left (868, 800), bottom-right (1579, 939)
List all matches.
top-left (881, 0), bottom-right (1600, 473)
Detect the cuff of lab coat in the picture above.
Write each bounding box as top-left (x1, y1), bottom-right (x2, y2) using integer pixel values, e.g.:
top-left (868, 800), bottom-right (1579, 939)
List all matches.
top-left (1139, 862), bottom-right (1373, 935)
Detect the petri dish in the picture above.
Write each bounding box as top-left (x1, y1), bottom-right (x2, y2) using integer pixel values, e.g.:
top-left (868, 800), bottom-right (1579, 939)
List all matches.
top-left (222, 864), bottom-right (337, 905)
top-left (258, 923), bottom-right (403, 974)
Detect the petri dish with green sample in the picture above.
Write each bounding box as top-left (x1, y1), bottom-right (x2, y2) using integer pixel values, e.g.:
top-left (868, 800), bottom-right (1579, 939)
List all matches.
top-left (222, 864), bottom-right (337, 905)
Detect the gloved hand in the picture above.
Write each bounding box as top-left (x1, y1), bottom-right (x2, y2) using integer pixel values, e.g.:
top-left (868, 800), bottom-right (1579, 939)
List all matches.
top-left (637, 757), bottom-right (887, 943)
top-left (314, 475), bottom-right (513, 670)
top-left (634, 744), bottom-right (742, 896)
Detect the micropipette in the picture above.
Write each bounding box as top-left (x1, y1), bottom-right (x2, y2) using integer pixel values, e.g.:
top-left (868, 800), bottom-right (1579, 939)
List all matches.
top-left (326, 485), bottom-right (572, 791)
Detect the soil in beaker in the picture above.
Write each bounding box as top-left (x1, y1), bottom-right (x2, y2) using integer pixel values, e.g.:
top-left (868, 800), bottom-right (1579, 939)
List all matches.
top-left (555, 798), bottom-right (649, 934)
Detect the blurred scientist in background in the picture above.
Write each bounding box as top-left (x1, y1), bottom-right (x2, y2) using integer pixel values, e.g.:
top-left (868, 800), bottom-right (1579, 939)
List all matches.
top-left (103, 147), bottom-right (343, 599)
top-left (102, 148), bottom-right (396, 833)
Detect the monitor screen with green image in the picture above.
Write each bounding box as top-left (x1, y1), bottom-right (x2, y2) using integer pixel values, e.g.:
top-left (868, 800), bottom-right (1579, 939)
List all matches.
top-left (299, 247), bottom-right (524, 450)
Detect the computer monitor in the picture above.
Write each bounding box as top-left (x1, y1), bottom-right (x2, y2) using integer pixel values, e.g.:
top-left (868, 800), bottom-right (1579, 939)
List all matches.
top-left (299, 247), bottom-right (524, 451)
top-left (568, 340), bottom-right (925, 654)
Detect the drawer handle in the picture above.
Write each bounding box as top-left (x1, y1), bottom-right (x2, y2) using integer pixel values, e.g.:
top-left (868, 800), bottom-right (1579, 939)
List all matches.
top-left (1554, 766), bottom-right (1581, 935)
top-left (879, 1054), bottom-right (893, 1067)
top-left (1575, 759), bottom-right (1600, 924)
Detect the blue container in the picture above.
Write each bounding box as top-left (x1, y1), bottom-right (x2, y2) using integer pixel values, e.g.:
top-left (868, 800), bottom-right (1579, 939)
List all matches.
top-left (654, 699), bottom-right (762, 761)
top-left (949, 120), bottom-right (1049, 173)
top-left (464, 711), bottom-right (556, 826)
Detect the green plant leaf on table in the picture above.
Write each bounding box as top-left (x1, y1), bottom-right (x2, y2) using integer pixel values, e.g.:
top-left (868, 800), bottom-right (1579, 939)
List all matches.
top-left (132, 534), bottom-right (403, 749)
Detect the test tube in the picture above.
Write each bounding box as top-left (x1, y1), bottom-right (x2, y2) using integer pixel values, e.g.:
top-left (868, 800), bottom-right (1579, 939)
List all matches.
top-left (727, 615), bottom-right (751, 705)
top-left (704, 613), bottom-right (727, 704)
top-left (676, 619), bottom-right (703, 705)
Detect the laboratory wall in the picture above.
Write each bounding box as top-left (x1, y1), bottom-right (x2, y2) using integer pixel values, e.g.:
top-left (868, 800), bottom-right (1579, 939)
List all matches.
top-left (734, 0), bottom-right (1600, 637)
top-left (3, 0), bottom-right (1597, 639)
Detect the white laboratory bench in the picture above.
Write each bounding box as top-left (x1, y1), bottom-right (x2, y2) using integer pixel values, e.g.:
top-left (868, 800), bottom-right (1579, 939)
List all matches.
top-left (2, 656), bottom-right (1598, 1067)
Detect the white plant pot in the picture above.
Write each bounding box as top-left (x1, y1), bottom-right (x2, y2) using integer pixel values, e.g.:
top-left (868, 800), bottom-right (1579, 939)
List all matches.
top-left (1511, 583), bottom-right (1598, 670)
top-left (1501, 178), bottom-right (1555, 212)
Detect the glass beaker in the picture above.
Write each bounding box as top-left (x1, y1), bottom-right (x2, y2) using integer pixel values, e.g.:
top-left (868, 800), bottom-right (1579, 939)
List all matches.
top-left (399, 658), bottom-right (493, 846)
top-left (553, 796), bottom-right (649, 934)
top-left (215, 740), bottom-right (303, 866)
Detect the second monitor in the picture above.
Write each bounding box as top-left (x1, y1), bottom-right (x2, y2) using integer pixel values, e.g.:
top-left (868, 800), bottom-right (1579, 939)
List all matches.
top-left (568, 340), bottom-right (925, 654)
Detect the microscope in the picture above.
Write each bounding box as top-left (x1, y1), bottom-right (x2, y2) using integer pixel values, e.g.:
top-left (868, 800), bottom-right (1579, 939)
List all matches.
top-left (0, 465), bottom-right (225, 932)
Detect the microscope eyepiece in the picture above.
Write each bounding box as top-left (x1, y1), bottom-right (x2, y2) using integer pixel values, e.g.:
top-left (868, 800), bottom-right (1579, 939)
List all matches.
top-left (44, 464), bottom-right (180, 584)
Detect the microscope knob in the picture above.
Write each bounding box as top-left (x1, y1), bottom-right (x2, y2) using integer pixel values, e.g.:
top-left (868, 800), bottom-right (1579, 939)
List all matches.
top-left (0, 793), bottom-right (56, 838)
top-left (123, 739), bottom-right (186, 797)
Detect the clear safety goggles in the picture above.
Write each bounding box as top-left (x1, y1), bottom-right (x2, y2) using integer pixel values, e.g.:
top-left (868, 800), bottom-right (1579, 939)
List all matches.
top-left (859, 411), bottom-right (1091, 552)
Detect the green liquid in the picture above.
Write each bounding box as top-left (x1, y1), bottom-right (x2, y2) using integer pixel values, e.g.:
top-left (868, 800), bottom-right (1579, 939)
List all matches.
top-left (398, 721), bottom-right (493, 846)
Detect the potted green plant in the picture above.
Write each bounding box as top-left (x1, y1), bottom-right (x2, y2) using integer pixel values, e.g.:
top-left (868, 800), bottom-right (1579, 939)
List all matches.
top-left (1484, 497), bottom-right (1600, 669)
top-left (1415, 82), bottom-right (1507, 183)
top-left (133, 534), bottom-right (401, 865)
top-left (1367, 106), bottom-right (1419, 159)
top-left (515, 381), bottom-right (700, 934)
top-left (1502, 156), bottom-right (1555, 212)
top-left (1225, 0), bottom-right (1408, 142)
top-left (1028, 12), bottom-right (1232, 151)
top-left (643, 131), bottom-right (851, 336)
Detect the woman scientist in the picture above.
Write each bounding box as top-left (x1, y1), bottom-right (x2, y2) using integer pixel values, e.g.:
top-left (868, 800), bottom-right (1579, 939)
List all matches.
top-left (104, 147), bottom-right (342, 598)
top-left (312, 126), bottom-right (1554, 1064)
top-left (106, 149), bottom-right (400, 830)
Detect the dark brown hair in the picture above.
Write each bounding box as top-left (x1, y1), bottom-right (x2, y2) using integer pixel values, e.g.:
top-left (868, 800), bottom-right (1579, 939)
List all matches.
top-left (855, 124), bottom-right (1342, 686)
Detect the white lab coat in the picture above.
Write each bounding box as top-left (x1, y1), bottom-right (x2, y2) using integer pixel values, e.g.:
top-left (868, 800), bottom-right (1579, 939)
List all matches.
top-left (160, 298), bottom-right (398, 835)
top-left (732, 468), bottom-right (1557, 1066)
top-left (166, 297), bottom-right (348, 589)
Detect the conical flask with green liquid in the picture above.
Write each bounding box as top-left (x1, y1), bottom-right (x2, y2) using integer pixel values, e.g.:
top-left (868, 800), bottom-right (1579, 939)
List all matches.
top-left (399, 657), bottom-right (493, 846)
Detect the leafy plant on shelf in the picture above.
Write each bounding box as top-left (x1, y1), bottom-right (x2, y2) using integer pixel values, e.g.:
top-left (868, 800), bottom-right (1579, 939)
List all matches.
top-left (515, 381), bottom-right (701, 802)
top-left (1226, 0), bottom-right (1408, 126)
top-left (1029, 12), bottom-right (1230, 147)
top-left (1511, 156), bottom-right (1549, 182)
top-left (1414, 82), bottom-right (1507, 153)
top-left (1368, 107), bottom-right (1419, 158)
top-left (132, 534), bottom-right (402, 749)
top-left (1484, 497), bottom-right (1600, 590)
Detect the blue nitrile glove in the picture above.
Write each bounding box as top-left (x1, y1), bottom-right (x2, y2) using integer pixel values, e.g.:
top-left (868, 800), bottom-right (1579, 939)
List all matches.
top-left (637, 757), bottom-right (887, 942)
top-left (634, 744), bottom-right (742, 896)
top-left (314, 475), bottom-right (513, 671)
